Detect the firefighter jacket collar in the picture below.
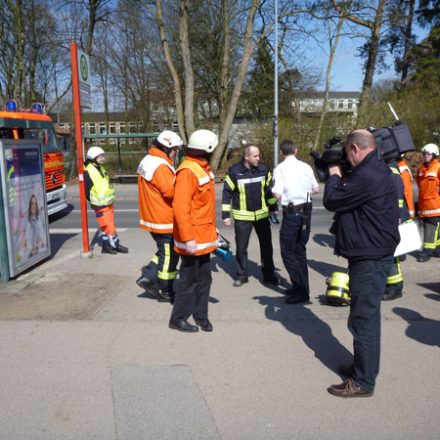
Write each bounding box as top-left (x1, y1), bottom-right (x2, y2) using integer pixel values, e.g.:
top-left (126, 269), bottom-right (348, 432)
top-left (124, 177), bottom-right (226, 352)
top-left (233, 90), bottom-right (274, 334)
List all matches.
top-left (239, 159), bottom-right (265, 173)
top-left (149, 147), bottom-right (174, 165)
top-left (138, 147), bottom-right (175, 182)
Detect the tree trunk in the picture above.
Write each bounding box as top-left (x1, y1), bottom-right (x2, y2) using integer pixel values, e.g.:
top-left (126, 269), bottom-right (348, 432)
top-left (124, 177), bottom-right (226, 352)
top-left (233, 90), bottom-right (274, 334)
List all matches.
top-left (313, 13), bottom-right (344, 151)
top-left (358, 0), bottom-right (386, 111)
top-left (10, 0), bottom-right (25, 102)
top-left (156, 0), bottom-right (187, 143)
top-left (218, 0), bottom-right (230, 130)
top-left (179, 0), bottom-right (195, 137)
top-left (400, 0), bottom-right (415, 86)
top-left (332, 0), bottom-right (387, 114)
top-left (210, 0), bottom-right (259, 173)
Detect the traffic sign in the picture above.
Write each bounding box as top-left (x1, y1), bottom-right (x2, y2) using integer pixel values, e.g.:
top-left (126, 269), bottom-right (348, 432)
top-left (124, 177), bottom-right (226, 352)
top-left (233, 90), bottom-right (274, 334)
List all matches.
top-left (77, 49), bottom-right (92, 110)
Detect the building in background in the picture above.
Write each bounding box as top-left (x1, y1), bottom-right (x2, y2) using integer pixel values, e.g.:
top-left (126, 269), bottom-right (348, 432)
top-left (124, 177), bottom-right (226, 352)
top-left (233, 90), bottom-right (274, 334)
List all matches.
top-left (293, 91), bottom-right (360, 116)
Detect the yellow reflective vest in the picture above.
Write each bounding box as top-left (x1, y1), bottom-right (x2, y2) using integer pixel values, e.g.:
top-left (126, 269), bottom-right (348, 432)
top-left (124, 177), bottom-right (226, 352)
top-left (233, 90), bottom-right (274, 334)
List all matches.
top-left (84, 163), bottom-right (115, 207)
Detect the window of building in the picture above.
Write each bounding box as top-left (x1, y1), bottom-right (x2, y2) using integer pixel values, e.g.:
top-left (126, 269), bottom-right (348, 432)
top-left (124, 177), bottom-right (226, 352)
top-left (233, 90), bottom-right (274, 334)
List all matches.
top-left (119, 123), bottom-right (126, 134)
top-left (89, 124), bottom-right (96, 135)
top-left (99, 123), bottom-right (106, 134)
top-left (347, 101), bottom-right (353, 109)
top-left (109, 123), bottom-right (116, 134)
top-left (338, 100), bottom-right (344, 109)
top-left (129, 122), bottom-right (137, 133)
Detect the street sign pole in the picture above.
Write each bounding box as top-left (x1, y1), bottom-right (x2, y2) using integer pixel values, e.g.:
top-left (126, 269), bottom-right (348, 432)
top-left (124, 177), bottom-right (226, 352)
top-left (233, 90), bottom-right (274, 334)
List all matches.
top-left (273, 0), bottom-right (279, 167)
top-left (70, 41), bottom-right (91, 256)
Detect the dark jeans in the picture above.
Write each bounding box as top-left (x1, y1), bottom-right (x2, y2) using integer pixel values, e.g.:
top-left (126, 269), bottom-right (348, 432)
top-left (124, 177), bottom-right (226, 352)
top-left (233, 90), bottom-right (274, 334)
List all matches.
top-left (143, 232), bottom-right (179, 292)
top-left (170, 253), bottom-right (212, 322)
top-left (280, 210), bottom-right (311, 294)
top-left (234, 218), bottom-right (275, 279)
top-left (348, 256), bottom-right (393, 392)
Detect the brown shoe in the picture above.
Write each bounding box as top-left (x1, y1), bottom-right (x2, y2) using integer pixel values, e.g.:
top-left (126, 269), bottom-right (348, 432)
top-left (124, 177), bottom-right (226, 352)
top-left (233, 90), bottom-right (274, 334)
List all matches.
top-left (327, 378), bottom-right (373, 398)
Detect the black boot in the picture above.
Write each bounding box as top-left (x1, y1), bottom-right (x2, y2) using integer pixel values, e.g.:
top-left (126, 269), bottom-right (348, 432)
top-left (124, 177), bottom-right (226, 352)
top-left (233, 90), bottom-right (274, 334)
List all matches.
top-left (156, 289), bottom-right (171, 303)
top-left (115, 242), bottom-right (129, 253)
top-left (417, 251), bottom-right (431, 262)
top-left (102, 241), bottom-right (117, 254)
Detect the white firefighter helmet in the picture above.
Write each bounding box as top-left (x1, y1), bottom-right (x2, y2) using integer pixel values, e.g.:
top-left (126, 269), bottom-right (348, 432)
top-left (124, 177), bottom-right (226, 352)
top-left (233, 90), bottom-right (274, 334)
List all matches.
top-left (157, 130), bottom-right (183, 149)
top-left (421, 143), bottom-right (439, 156)
top-left (87, 146), bottom-right (105, 160)
top-left (188, 129), bottom-right (218, 153)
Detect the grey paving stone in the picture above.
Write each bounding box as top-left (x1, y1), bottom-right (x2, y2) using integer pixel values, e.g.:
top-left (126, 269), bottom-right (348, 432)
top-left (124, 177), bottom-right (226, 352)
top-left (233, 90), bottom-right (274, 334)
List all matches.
top-left (112, 364), bottom-right (221, 440)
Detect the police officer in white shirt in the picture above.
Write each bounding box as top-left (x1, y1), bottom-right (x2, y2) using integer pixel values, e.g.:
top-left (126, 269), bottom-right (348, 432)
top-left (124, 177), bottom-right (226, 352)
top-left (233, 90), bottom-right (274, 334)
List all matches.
top-left (272, 140), bottom-right (319, 304)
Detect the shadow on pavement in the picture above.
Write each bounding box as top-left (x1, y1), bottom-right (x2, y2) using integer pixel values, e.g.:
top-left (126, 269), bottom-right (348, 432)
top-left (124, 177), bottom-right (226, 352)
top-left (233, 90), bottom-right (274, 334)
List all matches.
top-left (137, 290), bottom-right (157, 301)
top-left (211, 255), bottom-right (288, 294)
top-left (417, 282), bottom-right (440, 294)
top-left (393, 307), bottom-right (440, 347)
top-left (253, 295), bottom-right (352, 374)
top-left (308, 259), bottom-right (346, 278)
top-left (49, 233), bottom-right (77, 256)
top-left (425, 293), bottom-right (440, 302)
top-left (312, 233), bottom-right (335, 248)
top-left (48, 204), bottom-right (74, 223)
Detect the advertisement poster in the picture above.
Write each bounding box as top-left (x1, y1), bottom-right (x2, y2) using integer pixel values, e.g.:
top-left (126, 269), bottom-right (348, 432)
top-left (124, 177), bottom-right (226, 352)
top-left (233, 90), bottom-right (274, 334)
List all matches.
top-left (0, 140), bottom-right (51, 277)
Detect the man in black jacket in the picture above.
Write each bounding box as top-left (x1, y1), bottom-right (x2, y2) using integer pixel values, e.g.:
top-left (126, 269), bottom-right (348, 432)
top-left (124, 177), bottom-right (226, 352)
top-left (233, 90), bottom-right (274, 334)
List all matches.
top-left (222, 144), bottom-right (279, 287)
top-left (324, 129), bottom-right (400, 398)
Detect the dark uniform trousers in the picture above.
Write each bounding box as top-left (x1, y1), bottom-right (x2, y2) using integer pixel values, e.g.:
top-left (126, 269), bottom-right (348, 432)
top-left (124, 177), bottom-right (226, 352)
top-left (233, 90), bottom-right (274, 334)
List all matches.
top-left (171, 254), bottom-right (212, 322)
top-left (422, 216), bottom-right (440, 254)
top-left (348, 256), bottom-right (393, 392)
top-left (234, 218), bottom-right (275, 280)
top-left (142, 232), bottom-right (179, 292)
top-left (280, 205), bottom-right (312, 295)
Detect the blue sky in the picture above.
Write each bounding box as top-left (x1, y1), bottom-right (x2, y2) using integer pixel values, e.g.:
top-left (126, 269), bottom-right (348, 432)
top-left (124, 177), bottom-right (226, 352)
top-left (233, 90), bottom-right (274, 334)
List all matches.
top-left (319, 24), bottom-right (431, 92)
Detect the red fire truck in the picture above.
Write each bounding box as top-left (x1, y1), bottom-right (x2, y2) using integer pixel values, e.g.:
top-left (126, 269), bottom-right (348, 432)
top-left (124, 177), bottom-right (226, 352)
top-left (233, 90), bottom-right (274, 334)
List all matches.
top-left (0, 101), bottom-right (67, 215)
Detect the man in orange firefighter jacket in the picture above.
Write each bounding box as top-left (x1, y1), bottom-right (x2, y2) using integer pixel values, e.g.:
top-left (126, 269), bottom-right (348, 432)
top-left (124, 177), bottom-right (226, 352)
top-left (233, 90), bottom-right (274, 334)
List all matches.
top-left (169, 129), bottom-right (219, 333)
top-left (416, 143), bottom-right (440, 262)
top-left (397, 155), bottom-right (415, 219)
top-left (84, 146), bottom-right (128, 255)
top-left (136, 131), bottom-right (183, 302)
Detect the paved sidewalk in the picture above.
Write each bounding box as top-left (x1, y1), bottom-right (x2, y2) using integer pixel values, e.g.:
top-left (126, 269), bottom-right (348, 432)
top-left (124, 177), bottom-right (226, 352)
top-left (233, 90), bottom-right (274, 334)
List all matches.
top-left (0, 187), bottom-right (439, 439)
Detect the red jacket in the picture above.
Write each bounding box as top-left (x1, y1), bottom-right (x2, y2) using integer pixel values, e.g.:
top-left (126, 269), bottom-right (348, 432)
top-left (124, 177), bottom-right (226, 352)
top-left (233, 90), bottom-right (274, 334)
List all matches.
top-left (138, 147), bottom-right (175, 234)
top-left (416, 158), bottom-right (440, 217)
top-left (172, 156), bottom-right (217, 256)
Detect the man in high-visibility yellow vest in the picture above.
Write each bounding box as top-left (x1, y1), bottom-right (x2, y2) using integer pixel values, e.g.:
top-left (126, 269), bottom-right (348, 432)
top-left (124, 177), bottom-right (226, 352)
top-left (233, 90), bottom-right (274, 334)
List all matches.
top-left (84, 146), bottom-right (128, 255)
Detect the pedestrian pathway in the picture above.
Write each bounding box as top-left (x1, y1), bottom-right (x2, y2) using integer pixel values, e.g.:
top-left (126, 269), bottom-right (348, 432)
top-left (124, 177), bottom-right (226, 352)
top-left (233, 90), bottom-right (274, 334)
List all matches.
top-left (0, 191), bottom-right (439, 439)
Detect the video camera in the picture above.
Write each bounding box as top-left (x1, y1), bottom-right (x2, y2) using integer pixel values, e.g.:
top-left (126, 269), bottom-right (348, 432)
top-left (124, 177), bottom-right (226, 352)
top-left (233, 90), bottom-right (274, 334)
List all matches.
top-left (310, 102), bottom-right (415, 182)
top-left (310, 136), bottom-right (348, 183)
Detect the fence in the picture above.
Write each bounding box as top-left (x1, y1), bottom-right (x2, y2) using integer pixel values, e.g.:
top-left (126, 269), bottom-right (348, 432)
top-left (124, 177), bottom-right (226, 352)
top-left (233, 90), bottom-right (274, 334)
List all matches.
top-left (83, 133), bottom-right (160, 175)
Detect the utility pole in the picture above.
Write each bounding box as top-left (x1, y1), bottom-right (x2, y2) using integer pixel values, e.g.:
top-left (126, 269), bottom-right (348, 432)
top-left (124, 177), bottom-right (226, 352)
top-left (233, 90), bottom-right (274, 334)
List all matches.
top-left (273, 0), bottom-right (279, 167)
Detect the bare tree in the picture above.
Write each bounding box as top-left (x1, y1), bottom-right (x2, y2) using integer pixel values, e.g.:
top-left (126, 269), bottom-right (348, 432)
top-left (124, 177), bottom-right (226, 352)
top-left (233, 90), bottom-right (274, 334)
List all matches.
top-left (209, 0), bottom-right (259, 171)
top-left (179, 0), bottom-right (195, 136)
top-left (332, 0), bottom-right (387, 112)
top-left (148, 0), bottom-right (260, 171)
top-left (154, 0), bottom-right (187, 141)
top-left (312, 7), bottom-right (345, 151)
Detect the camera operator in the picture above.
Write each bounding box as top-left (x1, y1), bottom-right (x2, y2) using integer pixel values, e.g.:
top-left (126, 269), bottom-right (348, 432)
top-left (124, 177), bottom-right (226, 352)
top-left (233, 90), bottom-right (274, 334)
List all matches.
top-left (323, 129), bottom-right (400, 398)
